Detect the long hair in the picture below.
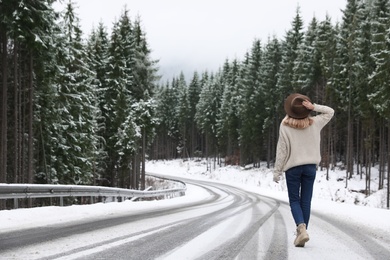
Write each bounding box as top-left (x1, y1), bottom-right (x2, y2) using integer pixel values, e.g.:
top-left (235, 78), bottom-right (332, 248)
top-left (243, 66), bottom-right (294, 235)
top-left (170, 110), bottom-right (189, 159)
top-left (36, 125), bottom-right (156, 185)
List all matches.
top-left (282, 115), bottom-right (313, 129)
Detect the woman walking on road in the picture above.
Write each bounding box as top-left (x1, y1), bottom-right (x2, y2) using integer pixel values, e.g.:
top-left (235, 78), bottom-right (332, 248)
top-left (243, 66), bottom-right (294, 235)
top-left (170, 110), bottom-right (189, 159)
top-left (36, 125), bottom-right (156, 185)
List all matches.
top-left (273, 93), bottom-right (334, 247)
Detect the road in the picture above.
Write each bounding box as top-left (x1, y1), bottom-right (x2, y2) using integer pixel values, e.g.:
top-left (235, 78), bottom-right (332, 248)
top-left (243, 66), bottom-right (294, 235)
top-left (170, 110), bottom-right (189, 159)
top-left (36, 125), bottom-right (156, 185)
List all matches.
top-left (1, 177), bottom-right (389, 260)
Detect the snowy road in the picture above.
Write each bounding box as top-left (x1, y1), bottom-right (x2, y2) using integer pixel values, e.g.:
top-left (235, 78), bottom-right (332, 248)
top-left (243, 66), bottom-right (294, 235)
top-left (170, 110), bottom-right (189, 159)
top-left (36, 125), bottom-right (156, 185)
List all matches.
top-left (1, 177), bottom-right (390, 260)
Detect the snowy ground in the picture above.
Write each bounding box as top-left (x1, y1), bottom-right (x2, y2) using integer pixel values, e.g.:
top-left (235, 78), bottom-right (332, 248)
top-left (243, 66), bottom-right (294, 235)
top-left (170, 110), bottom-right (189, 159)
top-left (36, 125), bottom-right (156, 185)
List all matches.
top-left (146, 159), bottom-right (388, 209)
top-left (145, 159), bottom-right (390, 235)
top-left (1, 159), bottom-right (390, 259)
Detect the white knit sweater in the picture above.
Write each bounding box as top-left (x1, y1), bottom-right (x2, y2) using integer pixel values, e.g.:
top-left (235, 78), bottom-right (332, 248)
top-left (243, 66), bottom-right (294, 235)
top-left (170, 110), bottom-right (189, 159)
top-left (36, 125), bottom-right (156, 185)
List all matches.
top-left (274, 104), bottom-right (334, 178)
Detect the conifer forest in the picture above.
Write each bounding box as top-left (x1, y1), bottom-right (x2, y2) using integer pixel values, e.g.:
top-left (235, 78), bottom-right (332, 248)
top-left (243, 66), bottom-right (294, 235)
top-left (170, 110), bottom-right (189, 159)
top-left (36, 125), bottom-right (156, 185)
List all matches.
top-left (0, 0), bottom-right (389, 208)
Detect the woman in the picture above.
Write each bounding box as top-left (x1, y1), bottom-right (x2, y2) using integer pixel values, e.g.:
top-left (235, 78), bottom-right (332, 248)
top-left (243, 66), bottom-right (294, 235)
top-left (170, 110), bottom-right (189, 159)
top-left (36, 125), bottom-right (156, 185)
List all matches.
top-left (273, 93), bottom-right (334, 247)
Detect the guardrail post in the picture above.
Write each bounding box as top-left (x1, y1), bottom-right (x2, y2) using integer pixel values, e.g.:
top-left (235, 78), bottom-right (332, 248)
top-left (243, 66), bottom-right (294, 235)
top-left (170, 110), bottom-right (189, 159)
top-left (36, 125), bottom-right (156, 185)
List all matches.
top-left (14, 198), bottom-right (18, 209)
top-left (60, 197), bottom-right (64, 207)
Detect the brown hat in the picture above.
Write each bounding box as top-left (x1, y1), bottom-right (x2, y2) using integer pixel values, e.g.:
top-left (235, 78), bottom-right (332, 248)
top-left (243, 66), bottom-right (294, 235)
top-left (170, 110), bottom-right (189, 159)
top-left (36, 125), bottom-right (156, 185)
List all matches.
top-left (284, 93), bottom-right (312, 119)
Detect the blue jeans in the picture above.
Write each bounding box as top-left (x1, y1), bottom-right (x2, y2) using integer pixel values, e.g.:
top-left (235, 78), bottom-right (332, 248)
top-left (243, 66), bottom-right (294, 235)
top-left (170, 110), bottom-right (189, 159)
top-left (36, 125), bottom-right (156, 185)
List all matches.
top-left (285, 164), bottom-right (316, 229)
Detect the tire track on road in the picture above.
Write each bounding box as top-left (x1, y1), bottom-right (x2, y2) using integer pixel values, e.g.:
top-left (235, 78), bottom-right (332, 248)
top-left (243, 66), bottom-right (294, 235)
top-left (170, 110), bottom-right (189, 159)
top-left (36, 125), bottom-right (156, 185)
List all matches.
top-left (197, 196), bottom-right (287, 260)
top-left (312, 212), bottom-right (390, 260)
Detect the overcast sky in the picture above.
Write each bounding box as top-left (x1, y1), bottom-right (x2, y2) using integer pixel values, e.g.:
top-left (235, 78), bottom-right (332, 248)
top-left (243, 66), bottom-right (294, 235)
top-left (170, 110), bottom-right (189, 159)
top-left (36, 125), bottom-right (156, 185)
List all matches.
top-left (56, 0), bottom-right (346, 82)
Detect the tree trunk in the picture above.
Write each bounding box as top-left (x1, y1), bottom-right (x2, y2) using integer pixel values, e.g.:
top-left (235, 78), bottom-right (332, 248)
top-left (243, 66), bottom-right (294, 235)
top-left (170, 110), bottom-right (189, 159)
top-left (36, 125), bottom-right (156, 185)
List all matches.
top-left (359, 122), bottom-right (364, 180)
top-left (1, 30), bottom-right (8, 185)
top-left (27, 54), bottom-right (34, 207)
top-left (365, 133), bottom-right (372, 196)
top-left (28, 54), bottom-right (34, 184)
top-left (378, 122), bottom-right (385, 190)
top-left (355, 119), bottom-right (360, 177)
top-left (387, 124), bottom-right (389, 209)
top-left (326, 123), bottom-right (331, 181)
top-left (141, 128), bottom-right (146, 190)
top-left (13, 43), bottom-right (19, 183)
top-left (346, 115), bottom-right (353, 187)
top-left (131, 155), bottom-right (137, 189)
top-left (266, 129), bottom-right (271, 168)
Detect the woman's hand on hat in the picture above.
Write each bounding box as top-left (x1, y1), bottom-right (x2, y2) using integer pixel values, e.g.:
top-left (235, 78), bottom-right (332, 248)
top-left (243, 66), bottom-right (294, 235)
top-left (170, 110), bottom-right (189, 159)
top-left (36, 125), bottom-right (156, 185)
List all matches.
top-left (302, 100), bottom-right (314, 110)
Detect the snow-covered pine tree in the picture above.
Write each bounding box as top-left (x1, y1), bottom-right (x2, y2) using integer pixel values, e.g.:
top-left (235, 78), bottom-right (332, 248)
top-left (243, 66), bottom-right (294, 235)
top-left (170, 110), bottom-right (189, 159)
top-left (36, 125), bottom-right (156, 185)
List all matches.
top-left (175, 72), bottom-right (190, 159)
top-left (103, 9), bottom-right (135, 188)
top-left (292, 17), bottom-right (319, 94)
top-left (260, 36), bottom-right (282, 168)
top-left (152, 80), bottom-right (181, 159)
top-left (333, 0), bottom-right (360, 183)
top-left (238, 39), bottom-right (264, 167)
top-left (275, 6), bottom-right (304, 95)
top-left (51, 1), bottom-right (99, 185)
top-left (368, 0), bottom-right (390, 194)
top-left (187, 71), bottom-right (202, 158)
top-left (1, 0), bottom-right (58, 197)
top-left (368, 0), bottom-right (390, 118)
top-left (217, 59), bottom-right (241, 163)
top-left (85, 22), bottom-right (110, 185)
top-left (195, 73), bottom-right (222, 162)
top-left (130, 17), bottom-right (159, 189)
top-left (314, 15), bottom-right (338, 177)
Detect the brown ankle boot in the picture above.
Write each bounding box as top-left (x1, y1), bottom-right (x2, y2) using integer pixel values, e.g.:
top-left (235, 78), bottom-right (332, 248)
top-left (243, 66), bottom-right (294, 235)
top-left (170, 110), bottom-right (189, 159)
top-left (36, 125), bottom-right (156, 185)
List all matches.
top-left (294, 223), bottom-right (309, 247)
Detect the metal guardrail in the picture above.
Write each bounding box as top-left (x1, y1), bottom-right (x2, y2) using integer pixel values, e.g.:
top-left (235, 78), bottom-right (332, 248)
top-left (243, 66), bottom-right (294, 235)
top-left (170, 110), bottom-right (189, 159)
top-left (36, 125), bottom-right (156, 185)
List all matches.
top-left (0, 175), bottom-right (187, 209)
